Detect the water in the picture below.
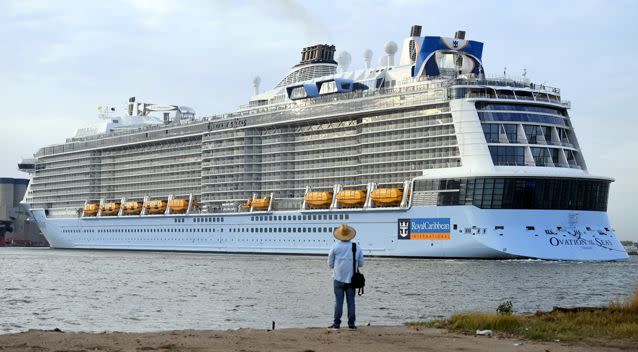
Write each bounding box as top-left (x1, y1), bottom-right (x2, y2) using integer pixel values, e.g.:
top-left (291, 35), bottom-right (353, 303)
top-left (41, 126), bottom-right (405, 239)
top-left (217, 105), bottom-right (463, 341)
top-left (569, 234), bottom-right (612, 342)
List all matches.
top-left (1, 248), bottom-right (637, 333)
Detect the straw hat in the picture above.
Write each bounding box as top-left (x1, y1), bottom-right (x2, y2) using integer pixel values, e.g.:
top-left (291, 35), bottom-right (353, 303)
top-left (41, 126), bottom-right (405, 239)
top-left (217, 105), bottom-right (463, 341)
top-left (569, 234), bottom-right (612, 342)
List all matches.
top-left (333, 224), bottom-right (356, 241)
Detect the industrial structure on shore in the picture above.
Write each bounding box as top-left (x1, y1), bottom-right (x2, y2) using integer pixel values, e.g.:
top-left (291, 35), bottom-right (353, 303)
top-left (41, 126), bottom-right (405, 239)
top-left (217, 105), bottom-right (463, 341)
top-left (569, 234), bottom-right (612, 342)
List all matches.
top-left (0, 178), bottom-right (46, 246)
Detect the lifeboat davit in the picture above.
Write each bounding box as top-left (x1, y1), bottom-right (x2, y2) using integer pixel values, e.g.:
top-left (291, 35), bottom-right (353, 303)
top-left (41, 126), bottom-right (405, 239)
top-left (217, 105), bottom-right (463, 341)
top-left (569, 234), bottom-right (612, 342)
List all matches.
top-left (101, 202), bottom-right (120, 216)
top-left (336, 190), bottom-right (366, 208)
top-left (145, 200), bottom-right (167, 214)
top-left (83, 203), bottom-right (99, 216)
top-left (168, 199), bottom-right (191, 213)
top-left (122, 201), bottom-right (143, 215)
top-left (251, 197), bottom-right (271, 210)
top-left (371, 188), bottom-right (403, 207)
top-left (305, 192), bottom-right (333, 209)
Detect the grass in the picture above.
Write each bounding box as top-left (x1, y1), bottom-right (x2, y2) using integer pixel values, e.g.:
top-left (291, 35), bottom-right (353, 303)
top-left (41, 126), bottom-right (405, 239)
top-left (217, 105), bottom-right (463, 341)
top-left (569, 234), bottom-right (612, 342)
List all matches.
top-left (408, 287), bottom-right (638, 342)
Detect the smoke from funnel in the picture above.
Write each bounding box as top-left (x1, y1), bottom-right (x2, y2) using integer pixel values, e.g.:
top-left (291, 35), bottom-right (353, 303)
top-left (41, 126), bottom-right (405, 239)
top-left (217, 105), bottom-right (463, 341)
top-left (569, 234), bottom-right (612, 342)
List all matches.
top-left (278, 0), bottom-right (329, 41)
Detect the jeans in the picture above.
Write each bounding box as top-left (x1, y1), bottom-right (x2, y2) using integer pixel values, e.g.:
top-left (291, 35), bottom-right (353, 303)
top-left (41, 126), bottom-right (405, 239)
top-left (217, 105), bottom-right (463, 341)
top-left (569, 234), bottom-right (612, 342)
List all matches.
top-left (333, 280), bottom-right (356, 327)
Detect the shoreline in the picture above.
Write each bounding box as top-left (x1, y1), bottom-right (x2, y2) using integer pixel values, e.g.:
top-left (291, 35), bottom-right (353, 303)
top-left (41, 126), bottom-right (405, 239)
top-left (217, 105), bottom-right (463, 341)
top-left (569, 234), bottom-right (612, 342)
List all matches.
top-left (0, 326), bottom-right (632, 352)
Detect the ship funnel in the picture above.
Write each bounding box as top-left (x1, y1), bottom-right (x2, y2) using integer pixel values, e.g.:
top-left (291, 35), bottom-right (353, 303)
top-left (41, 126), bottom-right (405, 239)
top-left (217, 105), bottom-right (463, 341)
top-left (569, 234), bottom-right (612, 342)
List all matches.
top-left (128, 97), bottom-right (136, 116)
top-left (400, 24), bottom-right (423, 65)
top-left (410, 25), bottom-right (422, 37)
top-left (252, 76), bottom-right (261, 95)
top-left (454, 30), bottom-right (466, 39)
top-left (384, 41), bottom-right (398, 66)
top-left (297, 44), bottom-right (337, 66)
top-left (363, 49), bottom-right (373, 69)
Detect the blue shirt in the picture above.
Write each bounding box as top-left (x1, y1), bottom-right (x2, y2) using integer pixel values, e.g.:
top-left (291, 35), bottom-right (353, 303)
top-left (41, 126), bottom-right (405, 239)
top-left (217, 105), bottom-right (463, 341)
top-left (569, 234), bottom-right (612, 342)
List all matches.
top-left (328, 240), bottom-right (364, 283)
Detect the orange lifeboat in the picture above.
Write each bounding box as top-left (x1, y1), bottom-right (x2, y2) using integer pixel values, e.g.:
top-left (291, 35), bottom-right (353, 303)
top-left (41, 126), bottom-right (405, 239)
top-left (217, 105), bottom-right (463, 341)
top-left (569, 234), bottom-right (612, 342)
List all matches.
top-left (145, 200), bottom-right (167, 214)
top-left (251, 197), bottom-right (271, 210)
top-left (101, 202), bottom-right (120, 216)
top-left (305, 192), bottom-right (333, 209)
top-left (371, 188), bottom-right (403, 207)
top-left (168, 199), bottom-right (192, 214)
top-left (241, 197), bottom-right (252, 210)
top-left (122, 201), bottom-right (143, 215)
top-left (336, 190), bottom-right (366, 208)
top-left (83, 203), bottom-right (99, 216)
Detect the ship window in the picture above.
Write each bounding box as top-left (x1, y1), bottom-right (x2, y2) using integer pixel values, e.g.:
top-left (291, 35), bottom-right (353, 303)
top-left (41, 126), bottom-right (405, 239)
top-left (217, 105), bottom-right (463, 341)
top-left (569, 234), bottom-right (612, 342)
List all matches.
top-left (489, 146), bottom-right (526, 166)
top-left (319, 81), bottom-right (337, 95)
top-left (432, 177), bottom-right (609, 211)
top-left (287, 215), bottom-right (291, 221)
top-left (478, 112), bottom-right (567, 127)
top-left (290, 86), bottom-right (307, 99)
top-left (345, 214), bottom-right (349, 220)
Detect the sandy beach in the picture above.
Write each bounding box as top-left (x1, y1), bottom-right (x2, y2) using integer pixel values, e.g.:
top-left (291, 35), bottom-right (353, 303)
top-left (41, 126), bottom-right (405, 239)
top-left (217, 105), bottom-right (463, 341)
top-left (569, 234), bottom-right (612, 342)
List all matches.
top-left (0, 326), bottom-right (632, 352)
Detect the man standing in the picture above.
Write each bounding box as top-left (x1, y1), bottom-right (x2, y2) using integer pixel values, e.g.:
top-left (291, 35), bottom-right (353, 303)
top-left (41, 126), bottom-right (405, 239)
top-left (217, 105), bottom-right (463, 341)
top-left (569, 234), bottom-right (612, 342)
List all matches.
top-left (328, 224), bottom-right (364, 330)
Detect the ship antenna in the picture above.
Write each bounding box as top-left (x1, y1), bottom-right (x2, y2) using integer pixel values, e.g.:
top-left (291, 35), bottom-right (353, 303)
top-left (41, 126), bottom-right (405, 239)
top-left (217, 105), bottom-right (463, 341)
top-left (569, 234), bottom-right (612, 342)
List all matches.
top-left (252, 76), bottom-right (261, 95)
top-left (336, 51), bottom-right (352, 73)
top-left (363, 49), bottom-right (373, 69)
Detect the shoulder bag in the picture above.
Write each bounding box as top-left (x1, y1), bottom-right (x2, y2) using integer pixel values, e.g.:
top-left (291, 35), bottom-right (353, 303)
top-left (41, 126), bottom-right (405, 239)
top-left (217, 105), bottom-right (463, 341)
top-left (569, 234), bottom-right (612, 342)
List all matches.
top-left (351, 243), bottom-right (365, 295)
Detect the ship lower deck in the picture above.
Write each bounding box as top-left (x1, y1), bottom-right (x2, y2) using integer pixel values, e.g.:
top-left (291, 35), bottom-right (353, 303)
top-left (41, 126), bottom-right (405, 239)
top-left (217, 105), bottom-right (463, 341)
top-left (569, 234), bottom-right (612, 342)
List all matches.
top-left (30, 206), bottom-right (629, 261)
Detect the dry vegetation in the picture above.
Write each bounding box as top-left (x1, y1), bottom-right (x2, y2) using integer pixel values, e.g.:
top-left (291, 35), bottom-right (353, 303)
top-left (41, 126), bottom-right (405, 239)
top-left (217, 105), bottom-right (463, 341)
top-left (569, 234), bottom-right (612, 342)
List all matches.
top-left (409, 287), bottom-right (638, 341)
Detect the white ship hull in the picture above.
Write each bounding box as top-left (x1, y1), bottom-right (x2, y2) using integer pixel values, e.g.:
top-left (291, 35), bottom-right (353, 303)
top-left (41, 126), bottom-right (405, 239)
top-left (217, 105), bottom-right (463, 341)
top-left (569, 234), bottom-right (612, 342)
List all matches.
top-left (31, 206), bottom-right (628, 261)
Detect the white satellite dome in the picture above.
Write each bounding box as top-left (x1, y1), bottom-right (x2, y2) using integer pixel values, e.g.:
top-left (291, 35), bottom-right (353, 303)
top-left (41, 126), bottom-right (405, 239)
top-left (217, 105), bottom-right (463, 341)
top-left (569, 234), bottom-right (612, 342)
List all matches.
top-left (384, 41), bottom-right (398, 66)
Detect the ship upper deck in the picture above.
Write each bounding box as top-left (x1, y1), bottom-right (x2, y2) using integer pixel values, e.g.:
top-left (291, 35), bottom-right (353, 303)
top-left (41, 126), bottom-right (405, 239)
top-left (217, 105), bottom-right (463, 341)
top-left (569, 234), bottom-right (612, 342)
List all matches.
top-left (35, 75), bottom-right (567, 159)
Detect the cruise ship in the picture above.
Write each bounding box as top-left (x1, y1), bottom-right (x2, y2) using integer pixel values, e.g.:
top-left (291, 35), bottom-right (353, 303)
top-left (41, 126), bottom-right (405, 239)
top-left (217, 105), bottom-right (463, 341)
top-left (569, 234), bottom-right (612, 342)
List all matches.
top-left (20, 25), bottom-right (628, 261)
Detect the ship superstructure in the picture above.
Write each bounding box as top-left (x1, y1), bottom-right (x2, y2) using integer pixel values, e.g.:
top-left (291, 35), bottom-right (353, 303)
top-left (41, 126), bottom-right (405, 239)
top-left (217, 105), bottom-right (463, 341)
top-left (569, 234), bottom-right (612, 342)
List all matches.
top-left (21, 26), bottom-right (628, 261)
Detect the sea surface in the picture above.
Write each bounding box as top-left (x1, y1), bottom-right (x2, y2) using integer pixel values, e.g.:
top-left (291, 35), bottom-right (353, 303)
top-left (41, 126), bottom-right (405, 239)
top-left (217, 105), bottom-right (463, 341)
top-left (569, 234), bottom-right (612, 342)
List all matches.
top-left (1, 248), bottom-right (637, 333)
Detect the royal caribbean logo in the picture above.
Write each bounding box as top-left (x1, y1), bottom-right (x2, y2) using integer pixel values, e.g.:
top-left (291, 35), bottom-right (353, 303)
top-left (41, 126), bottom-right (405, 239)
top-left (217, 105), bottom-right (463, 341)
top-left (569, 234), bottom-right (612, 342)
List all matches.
top-left (398, 218), bottom-right (451, 240)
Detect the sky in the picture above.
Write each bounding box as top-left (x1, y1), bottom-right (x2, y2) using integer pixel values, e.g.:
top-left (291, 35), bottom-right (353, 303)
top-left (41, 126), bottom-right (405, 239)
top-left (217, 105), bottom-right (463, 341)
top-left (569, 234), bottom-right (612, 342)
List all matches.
top-left (1, 0), bottom-right (637, 241)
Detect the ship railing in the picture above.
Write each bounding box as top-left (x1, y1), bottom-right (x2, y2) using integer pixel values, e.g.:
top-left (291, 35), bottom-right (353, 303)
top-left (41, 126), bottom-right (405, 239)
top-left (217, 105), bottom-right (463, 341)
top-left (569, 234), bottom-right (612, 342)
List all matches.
top-left (453, 77), bottom-right (561, 94)
top-left (493, 161), bottom-right (537, 167)
top-left (450, 91), bottom-right (569, 107)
